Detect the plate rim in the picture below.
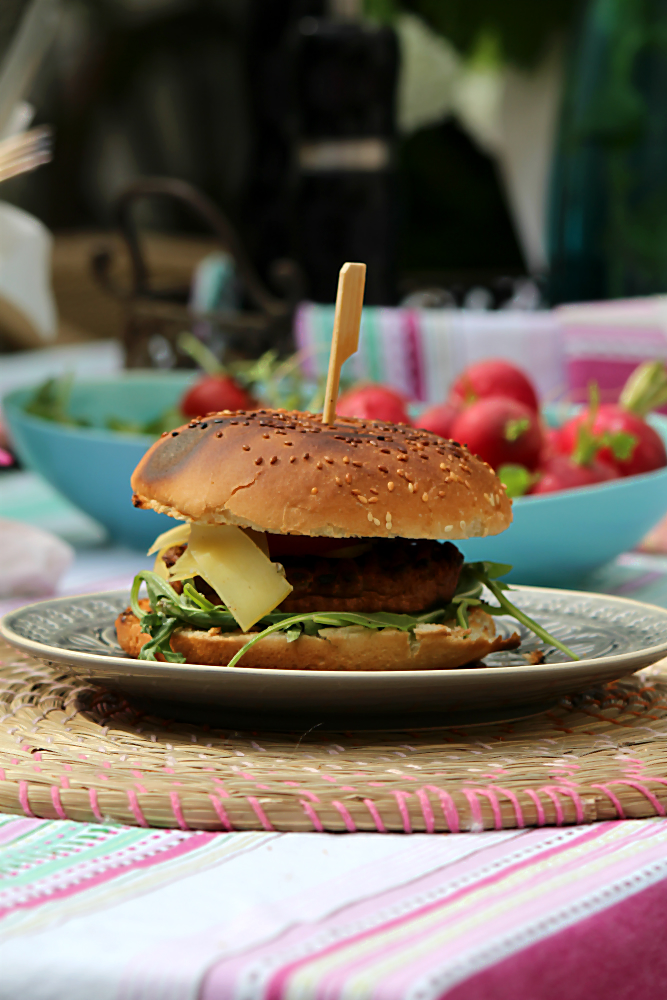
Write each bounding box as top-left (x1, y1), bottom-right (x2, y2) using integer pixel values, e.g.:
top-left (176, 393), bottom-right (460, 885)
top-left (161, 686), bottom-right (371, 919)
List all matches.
top-left (3, 585), bottom-right (667, 680)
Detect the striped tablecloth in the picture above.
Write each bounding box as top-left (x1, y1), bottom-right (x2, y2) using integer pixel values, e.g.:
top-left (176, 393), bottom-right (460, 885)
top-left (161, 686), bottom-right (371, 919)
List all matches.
top-left (2, 815), bottom-right (667, 1000)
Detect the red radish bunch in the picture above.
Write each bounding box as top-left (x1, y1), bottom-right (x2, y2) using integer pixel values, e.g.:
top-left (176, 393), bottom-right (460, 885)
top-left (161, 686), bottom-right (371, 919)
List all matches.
top-left (530, 414), bottom-right (618, 495)
top-left (416, 400), bottom-right (459, 439)
top-left (336, 385), bottom-right (410, 424)
top-left (178, 332), bottom-right (258, 418)
top-left (449, 359), bottom-right (539, 412)
top-left (415, 356), bottom-right (667, 497)
top-left (181, 376), bottom-right (257, 419)
top-left (449, 397), bottom-right (543, 471)
top-left (555, 362), bottom-right (667, 477)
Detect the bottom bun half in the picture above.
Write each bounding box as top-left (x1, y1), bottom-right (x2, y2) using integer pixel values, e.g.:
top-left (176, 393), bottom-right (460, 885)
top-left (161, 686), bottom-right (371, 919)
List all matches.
top-left (115, 602), bottom-right (520, 671)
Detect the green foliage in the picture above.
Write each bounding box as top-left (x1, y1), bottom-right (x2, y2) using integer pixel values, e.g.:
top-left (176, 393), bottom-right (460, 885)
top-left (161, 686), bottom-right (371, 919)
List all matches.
top-left (498, 464), bottom-right (535, 498)
top-left (364, 0), bottom-right (580, 67)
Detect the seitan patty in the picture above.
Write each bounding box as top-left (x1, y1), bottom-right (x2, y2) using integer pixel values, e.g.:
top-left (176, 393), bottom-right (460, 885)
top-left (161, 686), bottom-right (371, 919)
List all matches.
top-left (162, 538), bottom-right (463, 614)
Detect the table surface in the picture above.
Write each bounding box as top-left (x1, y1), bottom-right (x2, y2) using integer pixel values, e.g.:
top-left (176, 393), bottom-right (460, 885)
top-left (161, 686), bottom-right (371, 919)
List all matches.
top-left (3, 470), bottom-right (667, 1000)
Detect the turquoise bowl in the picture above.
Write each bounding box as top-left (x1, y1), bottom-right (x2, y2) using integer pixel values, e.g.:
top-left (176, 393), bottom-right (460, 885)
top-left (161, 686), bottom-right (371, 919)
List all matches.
top-left (460, 411), bottom-right (667, 586)
top-left (5, 382), bottom-right (667, 582)
top-left (3, 373), bottom-right (194, 550)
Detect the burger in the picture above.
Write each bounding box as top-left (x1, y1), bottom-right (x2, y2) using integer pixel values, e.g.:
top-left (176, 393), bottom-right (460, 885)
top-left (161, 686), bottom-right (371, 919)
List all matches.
top-left (116, 408), bottom-right (573, 670)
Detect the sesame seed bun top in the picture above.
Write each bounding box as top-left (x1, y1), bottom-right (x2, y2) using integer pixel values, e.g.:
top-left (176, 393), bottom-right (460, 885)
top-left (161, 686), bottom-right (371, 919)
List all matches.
top-left (131, 409), bottom-right (512, 540)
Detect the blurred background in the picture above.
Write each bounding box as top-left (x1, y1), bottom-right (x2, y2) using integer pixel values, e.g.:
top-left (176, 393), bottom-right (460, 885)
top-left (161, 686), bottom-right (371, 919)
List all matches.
top-left (0, 0), bottom-right (660, 352)
top-left (5, 0), bottom-right (667, 596)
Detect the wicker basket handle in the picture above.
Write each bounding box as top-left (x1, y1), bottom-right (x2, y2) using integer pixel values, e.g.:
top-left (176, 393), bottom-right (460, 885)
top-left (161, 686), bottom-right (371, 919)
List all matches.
top-left (94, 176), bottom-right (298, 316)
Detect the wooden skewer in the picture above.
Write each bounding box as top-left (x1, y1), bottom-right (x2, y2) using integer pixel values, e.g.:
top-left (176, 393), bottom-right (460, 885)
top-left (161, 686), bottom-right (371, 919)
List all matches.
top-left (322, 262), bottom-right (366, 425)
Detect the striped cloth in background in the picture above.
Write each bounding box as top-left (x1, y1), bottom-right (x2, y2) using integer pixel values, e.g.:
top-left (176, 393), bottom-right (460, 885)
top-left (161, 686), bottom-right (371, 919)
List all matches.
top-left (295, 305), bottom-right (565, 405)
top-left (2, 815), bottom-right (667, 999)
top-left (296, 298), bottom-right (667, 409)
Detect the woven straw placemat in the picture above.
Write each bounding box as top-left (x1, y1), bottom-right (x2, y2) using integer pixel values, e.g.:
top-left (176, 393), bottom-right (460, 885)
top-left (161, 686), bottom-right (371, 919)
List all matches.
top-left (3, 637), bottom-right (667, 832)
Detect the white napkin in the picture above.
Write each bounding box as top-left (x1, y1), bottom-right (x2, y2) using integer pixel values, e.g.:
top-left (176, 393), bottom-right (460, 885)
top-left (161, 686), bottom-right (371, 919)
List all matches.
top-left (0, 200), bottom-right (57, 340)
top-left (0, 518), bottom-right (73, 597)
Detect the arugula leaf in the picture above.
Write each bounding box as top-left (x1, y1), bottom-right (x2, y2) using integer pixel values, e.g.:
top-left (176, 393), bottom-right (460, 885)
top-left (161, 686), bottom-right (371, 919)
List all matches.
top-left (128, 557), bottom-right (579, 667)
top-left (464, 562), bottom-right (579, 660)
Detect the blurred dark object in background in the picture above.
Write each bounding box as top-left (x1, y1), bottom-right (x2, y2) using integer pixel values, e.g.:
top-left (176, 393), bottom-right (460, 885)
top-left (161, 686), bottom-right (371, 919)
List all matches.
top-left (92, 178), bottom-right (302, 368)
top-left (1, 0), bottom-right (582, 319)
top-left (291, 7), bottom-right (398, 304)
top-left (397, 119), bottom-right (525, 292)
top-left (549, 0), bottom-right (667, 303)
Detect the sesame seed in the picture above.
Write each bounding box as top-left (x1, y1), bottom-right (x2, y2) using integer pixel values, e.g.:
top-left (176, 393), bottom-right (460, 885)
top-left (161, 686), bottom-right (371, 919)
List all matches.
top-left (396, 469), bottom-right (405, 478)
top-left (345, 473), bottom-right (352, 483)
top-left (316, 461), bottom-right (323, 469)
top-left (335, 476), bottom-right (342, 486)
top-left (408, 483), bottom-right (414, 493)
top-left (270, 456), bottom-right (278, 464)
top-left (438, 490), bottom-right (446, 497)
top-left (369, 487), bottom-right (378, 495)
top-left (255, 456), bottom-right (263, 465)
top-left (351, 489), bottom-right (360, 495)
top-left (380, 448), bottom-right (390, 454)
top-left (440, 462), bottom-right (448, 471)
top-left (263, 433), bottom-right (270, 439)
top-left (303, 452), bottom-right (310, 459)
top-left (171, 431), bottom-right (179, 436)
top-left (368, 497), bottom-right (378, 504)
top-left (422, 492), bottom-right (429, 502)
top-left (387, 481), bottom-right (395, 491)
top-left (230, 420), bottom-right (238, 425)
top-left (352, 461), bottom-right (362, 468)
top-left (358, 495), bottom-right (369, 504)
top-left (460, 520), bottom-right (466, 530)
top-left (242, 445), bottom-right (251, 451)
top-left (378, 465), bottom-right (388, 473)
top-left (284, 441), bottom-right (293, 447)
top-left (216, 431), bottom-right (223, 438)
top-left (343, 456), bottom-right (350, 464)
top-left (373, 517), bottom-right (381, 526)
top-left (324, 456), bottom-right (333, 463)
top-left (445, 525), bottom-right (453, 532)
top-left (368, 512), bottom-right (374, 522)
top-left (311, 487), bottom-right (318, 495)
top-left (397, 455), bottom-right (408, 462)
top-left (290, 456), bottom-right (297, 463)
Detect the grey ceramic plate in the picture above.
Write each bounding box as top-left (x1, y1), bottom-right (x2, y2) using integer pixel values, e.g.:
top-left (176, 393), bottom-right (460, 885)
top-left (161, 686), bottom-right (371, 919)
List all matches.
top-left (3, 587), bottom-right (667, 730)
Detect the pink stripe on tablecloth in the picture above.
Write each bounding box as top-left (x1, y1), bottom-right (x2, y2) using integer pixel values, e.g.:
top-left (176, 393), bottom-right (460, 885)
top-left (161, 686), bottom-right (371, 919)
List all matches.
top-left (369, 821), bottom-right (667, 1000)
top-left (0, 816), bottom-right (43, 846)
top-left (200, 829), bottom-right (578, 1000)
top-left (0, 831), bottom-right (216, 920)
top-left (262, 826), bottom-right (608, 1000)
top-left (444, 869), bottom-right (667, 1000)
top-left (404, 310), bottom-right (425, 401)
top-left (306, 827), bottom-right (638, 1000)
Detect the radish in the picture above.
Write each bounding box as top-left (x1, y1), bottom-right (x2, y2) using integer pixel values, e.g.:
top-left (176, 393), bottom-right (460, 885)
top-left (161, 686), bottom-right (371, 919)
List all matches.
top-left (531, 454), bottom-right (617, 494)
top-left (449, 359), bottom-right (539, 413)
top-left (416, 401), bottom-right (460, 438)
top-left (533, 412), bottom-right (619, 494)
top-left (449, 396), bottom-right (543, 471)
top-left (336, 385), bottom-right (410, 424)
top-left (181, 376), bottom-right (257, 419)
top-left (557, 362), bottom-right (667, 476)
top-left (178, 331), bottom-right (258, 418)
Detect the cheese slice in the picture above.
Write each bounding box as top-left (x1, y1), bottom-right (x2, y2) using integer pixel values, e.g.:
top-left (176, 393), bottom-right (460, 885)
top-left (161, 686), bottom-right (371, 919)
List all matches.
top-left (147, 522), bottom-right (191, 556)
top-left (153, 552), bottom-right (170, 579)
top-left (168, 545), bottom-right (201, 582)
top-left (187, 524), bottom-right (293, 631)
